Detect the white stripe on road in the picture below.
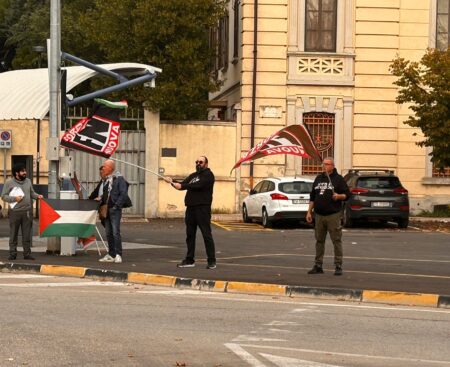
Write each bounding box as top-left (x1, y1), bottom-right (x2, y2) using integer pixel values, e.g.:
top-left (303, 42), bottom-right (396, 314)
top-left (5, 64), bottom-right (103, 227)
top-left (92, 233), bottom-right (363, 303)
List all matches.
top-left (237, 344), bottom-right (450, 365)
top-left (260, 353), bottom-right (342, 367)
top-left (224, 343), bottom-right (267, 367)
top-left (0, 274), bottom-right (56, 279)
top-left (0, 281), bottom-right (124, 288)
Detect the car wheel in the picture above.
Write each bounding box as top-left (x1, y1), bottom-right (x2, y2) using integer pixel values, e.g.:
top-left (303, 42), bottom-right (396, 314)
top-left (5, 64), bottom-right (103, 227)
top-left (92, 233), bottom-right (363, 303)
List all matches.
top-left (397, 217), bottom-right (409, 229)
top-left (262, 208), bottom-right (272, 228)
top-left (242, 205), bottom-right (251, 223)
top-left (343, 207), bottom-right (353, 228)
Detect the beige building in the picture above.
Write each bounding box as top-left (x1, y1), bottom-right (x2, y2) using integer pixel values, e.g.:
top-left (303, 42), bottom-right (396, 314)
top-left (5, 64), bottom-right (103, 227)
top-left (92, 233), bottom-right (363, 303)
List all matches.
top-left (210, 0), bottom-right (450, 213)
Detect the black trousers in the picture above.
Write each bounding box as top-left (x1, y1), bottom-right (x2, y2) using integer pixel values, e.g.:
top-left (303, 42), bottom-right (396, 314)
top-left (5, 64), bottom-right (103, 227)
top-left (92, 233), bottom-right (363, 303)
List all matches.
top-left (9, 210), bottom-right (32, 257)
top-left (185, 205), bottom-right (216, 263)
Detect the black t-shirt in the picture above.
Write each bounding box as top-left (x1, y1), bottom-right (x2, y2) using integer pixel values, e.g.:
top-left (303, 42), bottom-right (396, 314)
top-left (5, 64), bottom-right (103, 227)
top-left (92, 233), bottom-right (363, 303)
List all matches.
top-left (180, 168), bottom-right (215, 207)
top-left (310, 169), bottom-right (350, 216)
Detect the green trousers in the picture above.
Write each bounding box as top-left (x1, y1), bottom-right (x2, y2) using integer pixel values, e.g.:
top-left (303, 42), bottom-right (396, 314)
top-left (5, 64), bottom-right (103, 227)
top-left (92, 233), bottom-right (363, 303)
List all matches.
top-left (314, 211), bottom-right (343, 266)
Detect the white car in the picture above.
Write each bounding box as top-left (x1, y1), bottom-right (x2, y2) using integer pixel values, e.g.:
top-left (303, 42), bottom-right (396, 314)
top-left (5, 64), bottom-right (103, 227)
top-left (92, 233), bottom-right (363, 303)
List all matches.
top-left (242, 177), bottom-right (313, 227)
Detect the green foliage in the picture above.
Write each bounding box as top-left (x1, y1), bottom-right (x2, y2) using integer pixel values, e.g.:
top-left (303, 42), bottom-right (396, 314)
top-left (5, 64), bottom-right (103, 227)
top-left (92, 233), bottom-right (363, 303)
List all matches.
top-left (0, 0), bottom-right (227, 120)
top-left (390, 48), bottom-right (450, 169)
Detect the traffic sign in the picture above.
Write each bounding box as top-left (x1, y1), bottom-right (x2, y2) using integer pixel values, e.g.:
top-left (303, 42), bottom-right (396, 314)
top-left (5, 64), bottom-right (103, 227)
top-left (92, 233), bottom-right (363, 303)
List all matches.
top-left (0, 129), bottom-right (12, 149)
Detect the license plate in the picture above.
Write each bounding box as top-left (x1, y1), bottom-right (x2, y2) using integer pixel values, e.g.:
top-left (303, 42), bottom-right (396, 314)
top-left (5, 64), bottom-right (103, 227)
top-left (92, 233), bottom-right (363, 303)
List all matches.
top-left (372, 202), bottom-right (391, 207)
top-left (292, 199), bottom-right (309, 204)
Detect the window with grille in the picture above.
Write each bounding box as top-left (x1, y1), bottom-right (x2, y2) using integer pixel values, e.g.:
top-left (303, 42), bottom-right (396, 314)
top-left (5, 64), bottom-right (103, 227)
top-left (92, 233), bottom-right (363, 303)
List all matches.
top-left (232, 0), bottom-right (240, 62)
top-left (209, 14), bottom-right (229, 76)
top-left (305, 0), bottom-right (337, 52)
top-left (301, 112), bottom-right (335, 174)
top-left (437, 0), bottom-right (450, 50)
top-left (433, 165), bottom-right (450, 177)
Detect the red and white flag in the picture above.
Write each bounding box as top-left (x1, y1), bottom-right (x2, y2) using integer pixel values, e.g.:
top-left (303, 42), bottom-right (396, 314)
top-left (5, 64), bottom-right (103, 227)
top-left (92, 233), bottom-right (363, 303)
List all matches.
top-left (232, 124), bottom-right (321, 171)
top-left (60, 99), bottom-right (127, 158)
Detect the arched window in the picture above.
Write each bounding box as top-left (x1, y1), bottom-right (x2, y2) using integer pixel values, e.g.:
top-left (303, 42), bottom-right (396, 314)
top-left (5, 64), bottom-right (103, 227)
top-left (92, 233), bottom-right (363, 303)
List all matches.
top-left (302, 112), bottom-right (335, 174)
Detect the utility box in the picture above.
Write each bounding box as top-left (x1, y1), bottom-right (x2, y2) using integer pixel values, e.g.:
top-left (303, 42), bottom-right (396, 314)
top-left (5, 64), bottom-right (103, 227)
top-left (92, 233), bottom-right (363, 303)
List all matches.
top-left (59, 190), bottom-right (79, 256)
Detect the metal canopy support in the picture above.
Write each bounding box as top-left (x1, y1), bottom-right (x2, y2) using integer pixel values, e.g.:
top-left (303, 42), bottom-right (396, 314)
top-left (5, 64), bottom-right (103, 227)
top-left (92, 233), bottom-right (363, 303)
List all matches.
top-left (61, 52), bottom-right (157, 107)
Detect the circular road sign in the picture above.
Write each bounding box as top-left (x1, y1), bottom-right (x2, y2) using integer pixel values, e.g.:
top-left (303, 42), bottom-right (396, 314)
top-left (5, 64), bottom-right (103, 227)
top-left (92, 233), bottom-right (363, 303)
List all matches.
top-left (0, 131), bottom-right (11, 141)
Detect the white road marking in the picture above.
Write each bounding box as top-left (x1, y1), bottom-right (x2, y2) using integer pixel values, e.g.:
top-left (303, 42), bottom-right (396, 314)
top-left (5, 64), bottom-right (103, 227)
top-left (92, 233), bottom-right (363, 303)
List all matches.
top-left (224, 343), bottom-right (267, 367)
top-left (136, 289), bottom-right (205, 295)
top-left (233, 335), bottom-right (287, 342)
top-left (238, 344), bottom-right (450, 365)
top-left (264, 321), bottom-right (300, 326)
top-left (260, 353), bottom-right (342, 367)
top-left (0, 274), bottom-right (56, 279)
top-left (0, 281), bottom-right (124, 288)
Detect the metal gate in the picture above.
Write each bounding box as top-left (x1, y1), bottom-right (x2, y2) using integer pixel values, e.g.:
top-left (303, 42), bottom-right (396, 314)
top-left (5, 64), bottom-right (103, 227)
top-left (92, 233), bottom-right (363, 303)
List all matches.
top-left (302, 112), bottom-right (335, 174)
top-left (67, 108), bottom-right (146, 216)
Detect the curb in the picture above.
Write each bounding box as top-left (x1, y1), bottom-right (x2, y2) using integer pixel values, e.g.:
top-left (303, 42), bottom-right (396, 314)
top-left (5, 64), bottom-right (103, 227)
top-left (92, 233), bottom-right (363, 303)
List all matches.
top-left (0, 262), bottom-right (449, 309)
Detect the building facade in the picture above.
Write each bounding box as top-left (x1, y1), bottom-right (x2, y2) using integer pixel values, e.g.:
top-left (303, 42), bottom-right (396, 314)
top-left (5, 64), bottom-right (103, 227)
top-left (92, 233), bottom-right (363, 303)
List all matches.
top-left (210, 0), bottom-right (450, 213)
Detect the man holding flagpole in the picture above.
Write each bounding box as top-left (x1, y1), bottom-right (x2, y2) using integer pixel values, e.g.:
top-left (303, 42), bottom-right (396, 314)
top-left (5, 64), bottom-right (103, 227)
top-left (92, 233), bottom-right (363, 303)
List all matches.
top-left (164, 156), bottom-right (217, 269)
top-left (306, 157), bottom-right (350, 276)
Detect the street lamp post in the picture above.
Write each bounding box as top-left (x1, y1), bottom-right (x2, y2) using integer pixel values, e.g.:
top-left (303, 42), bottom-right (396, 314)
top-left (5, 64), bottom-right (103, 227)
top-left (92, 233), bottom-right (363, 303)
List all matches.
top-left (32, 45), bottom-right (45, 68)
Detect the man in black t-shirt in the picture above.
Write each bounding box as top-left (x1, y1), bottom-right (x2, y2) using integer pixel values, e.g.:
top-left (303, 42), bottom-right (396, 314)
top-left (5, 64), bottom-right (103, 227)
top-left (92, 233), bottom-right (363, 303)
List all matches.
top-left (165, 155), bottom-right (216, 269)
top-left (306, 157), bottom-right (350, 276)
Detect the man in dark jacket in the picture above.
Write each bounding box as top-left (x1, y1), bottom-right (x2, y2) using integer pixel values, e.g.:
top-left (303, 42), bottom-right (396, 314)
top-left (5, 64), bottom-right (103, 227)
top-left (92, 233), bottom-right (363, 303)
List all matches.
top-left (90, 159), bottom-right (129, 264)
top-left (306, 157), bottom-right (350, 276)
top-left (1, 164), bottom-right (43, 260)
top-left (165, 156), bottom-right (216, 269)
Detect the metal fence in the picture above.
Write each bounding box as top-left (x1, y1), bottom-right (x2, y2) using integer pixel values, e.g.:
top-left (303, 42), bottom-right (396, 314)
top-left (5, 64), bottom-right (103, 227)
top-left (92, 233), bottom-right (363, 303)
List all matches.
top-left (66, 108), bottom-right (146, 216)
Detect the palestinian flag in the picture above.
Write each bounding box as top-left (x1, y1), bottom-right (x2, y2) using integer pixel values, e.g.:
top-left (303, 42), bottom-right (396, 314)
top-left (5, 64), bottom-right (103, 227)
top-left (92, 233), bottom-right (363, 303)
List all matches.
top-left (39, 199), bottom-right (99, 238)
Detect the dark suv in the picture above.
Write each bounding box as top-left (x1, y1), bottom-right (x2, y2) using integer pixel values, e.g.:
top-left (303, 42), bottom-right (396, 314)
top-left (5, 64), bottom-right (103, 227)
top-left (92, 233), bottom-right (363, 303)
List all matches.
top-left (343, 170), bottom-right (409, 228)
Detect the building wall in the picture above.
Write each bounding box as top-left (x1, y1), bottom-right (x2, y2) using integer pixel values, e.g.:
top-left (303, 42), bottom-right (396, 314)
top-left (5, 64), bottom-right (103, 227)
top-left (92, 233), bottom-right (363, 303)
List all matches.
top-left (0, 119), bottom-right (49, 185)
top-left (214, 0), bottom-right (450, 213)
top-left (144, 113), bottom-right (238, 217)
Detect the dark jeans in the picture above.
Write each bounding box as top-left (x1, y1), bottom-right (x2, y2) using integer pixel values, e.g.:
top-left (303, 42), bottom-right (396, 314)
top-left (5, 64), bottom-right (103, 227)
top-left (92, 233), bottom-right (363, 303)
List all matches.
top-left (314, 211), bottom-right (343, 266)
top-left (9, 210), bottom-right (32, 257)
top-left (104, 207), bottom-right (122, 257)
top-left (185, 205), bottom-right (216, 264)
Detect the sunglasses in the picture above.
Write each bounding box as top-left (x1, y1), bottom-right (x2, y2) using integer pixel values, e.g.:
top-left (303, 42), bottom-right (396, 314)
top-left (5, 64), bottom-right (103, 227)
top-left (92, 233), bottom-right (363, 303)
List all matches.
top-left (195, 160), bottom-right (205, 164)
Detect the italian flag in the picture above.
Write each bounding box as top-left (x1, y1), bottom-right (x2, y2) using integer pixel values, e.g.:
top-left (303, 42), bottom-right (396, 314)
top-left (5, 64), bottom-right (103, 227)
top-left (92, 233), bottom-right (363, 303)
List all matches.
top-left (39, 199), bottom-right (99, 238)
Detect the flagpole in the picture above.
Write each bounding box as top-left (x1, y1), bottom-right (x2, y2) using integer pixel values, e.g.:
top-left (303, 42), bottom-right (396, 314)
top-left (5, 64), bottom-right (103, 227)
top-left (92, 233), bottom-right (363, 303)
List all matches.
top-left (110, 157), bottom-right (165, 179)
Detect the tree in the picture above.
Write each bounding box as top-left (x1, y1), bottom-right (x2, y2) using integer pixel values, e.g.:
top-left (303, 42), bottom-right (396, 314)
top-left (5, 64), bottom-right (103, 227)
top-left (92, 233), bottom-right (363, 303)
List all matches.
top-left (1, 0), bottom-right (227, 120)
top-left (80, 0), bottom-right (227, 119)
top-left (390, 48), bottom-right (450, 170)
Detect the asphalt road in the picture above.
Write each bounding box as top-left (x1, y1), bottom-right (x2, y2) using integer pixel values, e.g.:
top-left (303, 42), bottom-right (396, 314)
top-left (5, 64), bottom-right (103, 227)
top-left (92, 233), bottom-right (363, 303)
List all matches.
top-left (1, 273), bottom-right (449, 367)
top-left (0, 218), bottom-right (449, 295)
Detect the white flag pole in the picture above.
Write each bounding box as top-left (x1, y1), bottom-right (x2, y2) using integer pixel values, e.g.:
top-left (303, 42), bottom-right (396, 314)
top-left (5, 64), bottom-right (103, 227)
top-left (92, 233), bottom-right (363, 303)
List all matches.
top-left (110, 157), bottom-right (166, 179)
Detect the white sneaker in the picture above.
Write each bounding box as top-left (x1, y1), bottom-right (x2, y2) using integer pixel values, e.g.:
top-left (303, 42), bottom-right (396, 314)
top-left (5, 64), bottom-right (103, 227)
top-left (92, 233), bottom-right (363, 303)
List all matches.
top-left (99, 254), bottom-right (115, 262)
top-left (114, 255), bottom-right (122, 264)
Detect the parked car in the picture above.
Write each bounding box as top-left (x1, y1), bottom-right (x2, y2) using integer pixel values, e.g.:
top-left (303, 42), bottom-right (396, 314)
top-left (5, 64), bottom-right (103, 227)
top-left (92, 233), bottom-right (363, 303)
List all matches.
top-left (242, 177), bottom-right (313, 227)
top-left (343, 170), bottom-right (410, 228)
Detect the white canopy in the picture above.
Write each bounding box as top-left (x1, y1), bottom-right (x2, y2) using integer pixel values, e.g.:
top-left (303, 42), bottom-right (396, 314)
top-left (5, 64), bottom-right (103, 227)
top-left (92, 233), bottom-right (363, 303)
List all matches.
top-left (0, 63), bottom-right (161, 120)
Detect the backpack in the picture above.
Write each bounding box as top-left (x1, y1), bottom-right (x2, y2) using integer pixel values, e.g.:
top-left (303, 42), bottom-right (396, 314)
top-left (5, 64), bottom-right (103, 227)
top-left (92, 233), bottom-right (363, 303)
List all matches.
top-left (123, 179), bottom-right (133, 208)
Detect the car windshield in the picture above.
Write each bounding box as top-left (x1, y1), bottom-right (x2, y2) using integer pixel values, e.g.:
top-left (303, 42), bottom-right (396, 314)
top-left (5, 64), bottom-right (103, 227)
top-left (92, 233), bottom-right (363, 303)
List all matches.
top-left (357, 177), bottom-right (401, 189)
top-left (278, 182), bottom-right (312, 194)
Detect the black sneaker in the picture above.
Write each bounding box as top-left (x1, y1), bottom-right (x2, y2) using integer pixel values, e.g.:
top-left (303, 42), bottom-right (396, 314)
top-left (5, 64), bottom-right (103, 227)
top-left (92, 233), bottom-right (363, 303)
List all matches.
top-left (206, 263), bottom-right (216, 269)
top-left (177, 260), bottom-right (195, 268)
top-left (307, 265), bottom-right (324, 274)
top-left (334, 265), bottom-right (343, 276)
top-left (23, 255), bottom-right (35, 261)
top-left (8, 255), bottom-right (16, 261)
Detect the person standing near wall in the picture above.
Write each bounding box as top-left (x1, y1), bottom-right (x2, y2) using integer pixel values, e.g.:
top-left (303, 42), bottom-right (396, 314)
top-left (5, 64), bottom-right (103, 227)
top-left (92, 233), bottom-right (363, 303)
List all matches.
top-left (164, 156), bottom-right (217, 269)
top-left (1, 163), bottom-right (43, 260)
top-left (306, 157), bottom-right (350, 276)
top-left (90, 159), bottom-right (129, 264)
